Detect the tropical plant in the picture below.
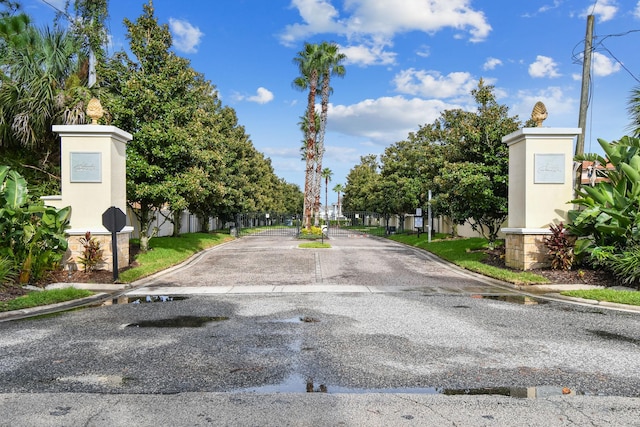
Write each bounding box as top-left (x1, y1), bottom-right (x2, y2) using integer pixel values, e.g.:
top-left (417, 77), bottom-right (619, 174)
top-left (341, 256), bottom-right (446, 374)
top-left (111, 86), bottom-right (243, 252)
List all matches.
top-left (0, 23), bottom-right (88, 152)
top-left (0, 257), bottom-right (16, 285)
top-left (321, 167), bottom-right (332, 222)
top-left (544, 222), bottom-right (574, 271)
top-left (568, 136), bottom-right (640, 258)
top-left (332, 183), bottom-right (344, 216)
top-left (0, 166), bottom-right (71, 284)
top-left (314, 42), bottom-right (345, 217)
top-left (293, 41), bottom-right (346, 230)
top-left (76, 231), bottom-right (103, 272)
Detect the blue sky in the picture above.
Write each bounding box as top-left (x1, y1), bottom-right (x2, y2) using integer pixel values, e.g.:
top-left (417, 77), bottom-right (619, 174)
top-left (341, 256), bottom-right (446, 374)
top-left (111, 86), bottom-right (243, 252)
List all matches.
top-left (23, 0), bottom-right (640, 201)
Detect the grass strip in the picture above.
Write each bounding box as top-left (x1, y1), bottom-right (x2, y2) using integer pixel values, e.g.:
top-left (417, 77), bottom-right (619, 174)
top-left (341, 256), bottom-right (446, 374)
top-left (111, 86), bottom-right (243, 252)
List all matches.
top-left (388, 234), bottom-right (549, 285)
top-left (0, 287), bottom-right (94, 312)
top-left (299, 242), bottom-right (332, 249)
top-left (560, 289), bottom-right (640, 306)
top-left (119, 232), bottom-right (234, 283)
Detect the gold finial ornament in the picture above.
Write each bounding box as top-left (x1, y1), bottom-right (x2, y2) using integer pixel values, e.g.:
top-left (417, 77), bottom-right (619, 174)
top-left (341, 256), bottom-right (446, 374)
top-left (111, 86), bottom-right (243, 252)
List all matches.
top-left (531, 101), bottom-right (548, 127)
top-left (86, 97), bottom-right (104, 125)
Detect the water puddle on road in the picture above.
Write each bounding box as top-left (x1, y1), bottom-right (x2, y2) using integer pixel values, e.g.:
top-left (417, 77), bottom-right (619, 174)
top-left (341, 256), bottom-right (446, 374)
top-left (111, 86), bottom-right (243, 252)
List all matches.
top-left (238, 374), bottom-right (588, 398)
top-left (271, 316), bottom-right (320, 324)
top-left (125, 315), bottom-right (228, 328)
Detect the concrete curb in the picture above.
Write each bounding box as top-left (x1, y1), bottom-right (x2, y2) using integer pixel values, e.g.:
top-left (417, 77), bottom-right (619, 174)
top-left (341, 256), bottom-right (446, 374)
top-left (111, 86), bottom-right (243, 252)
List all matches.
top-left (0, 293), bottom-right (111, 322)
top-left (2, 236), bottom-right (638, 320)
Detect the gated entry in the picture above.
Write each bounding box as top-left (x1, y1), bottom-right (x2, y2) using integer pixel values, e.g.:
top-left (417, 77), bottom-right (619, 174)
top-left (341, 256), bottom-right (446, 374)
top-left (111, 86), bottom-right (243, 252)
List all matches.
top-left (235, 211), bottom-right (394, 238)
top-left (325, 212), bottom-right (393, 238)
top-left (235, 213), bottom-right (301, 237)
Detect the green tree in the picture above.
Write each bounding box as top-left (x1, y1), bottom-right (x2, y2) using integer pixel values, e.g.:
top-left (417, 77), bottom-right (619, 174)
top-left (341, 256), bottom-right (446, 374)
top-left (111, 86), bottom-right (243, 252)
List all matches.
top-left (293, 42), bottom-right (322, 229)
top-left (314, 42), bottom-right (345, 216)
top-left (416, 80), bottom-right (519, 245)
top-left (101, 1), bottom-right (224, 250)
top-left (343, 155), bottom-right (380, 212)
top-left (332, 183), bottom-right (344, 217)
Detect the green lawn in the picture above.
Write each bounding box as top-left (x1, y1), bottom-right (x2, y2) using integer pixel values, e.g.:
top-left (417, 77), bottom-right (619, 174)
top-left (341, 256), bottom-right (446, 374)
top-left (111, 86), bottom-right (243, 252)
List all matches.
top-left (388, 234), bottom-right (549, 285)
top-left (299, 242), bottom-right (331, 249)
top-left (0, 287), bottom-right (94, 313)
top-left (560, 289), bottom-right (640, 306)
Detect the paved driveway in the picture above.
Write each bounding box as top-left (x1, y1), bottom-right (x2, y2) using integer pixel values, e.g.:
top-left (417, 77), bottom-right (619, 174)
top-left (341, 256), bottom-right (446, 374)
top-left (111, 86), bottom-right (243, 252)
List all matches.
top-left (1, 234), bottom-right (639, 426)
top-left (135, 234), bottom-right (518, 295)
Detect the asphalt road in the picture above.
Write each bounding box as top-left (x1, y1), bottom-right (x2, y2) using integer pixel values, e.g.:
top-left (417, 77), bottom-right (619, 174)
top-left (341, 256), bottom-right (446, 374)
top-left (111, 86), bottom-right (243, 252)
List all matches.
top-left (0, 234), bottom-right (639, 426)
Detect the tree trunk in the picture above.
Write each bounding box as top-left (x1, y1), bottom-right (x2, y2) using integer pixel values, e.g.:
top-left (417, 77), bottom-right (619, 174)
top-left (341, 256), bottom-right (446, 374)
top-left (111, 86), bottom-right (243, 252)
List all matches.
top-left (303, 72), bottom-right (318, 230)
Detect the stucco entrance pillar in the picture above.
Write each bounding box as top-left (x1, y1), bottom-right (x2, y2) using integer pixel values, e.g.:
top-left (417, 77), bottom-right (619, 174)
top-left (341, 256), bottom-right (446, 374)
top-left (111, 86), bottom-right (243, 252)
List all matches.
top-left (501, 127), bottom-right (581, 270)
top-left (43, 123), bottom-right (133, 272)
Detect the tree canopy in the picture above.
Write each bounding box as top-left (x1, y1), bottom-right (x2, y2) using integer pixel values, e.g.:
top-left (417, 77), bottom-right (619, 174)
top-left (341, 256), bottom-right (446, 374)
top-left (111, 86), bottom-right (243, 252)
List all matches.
top-left (344, 80), bottom-right (521, 244)
top-left (99, 2), bottom-right (300, 248)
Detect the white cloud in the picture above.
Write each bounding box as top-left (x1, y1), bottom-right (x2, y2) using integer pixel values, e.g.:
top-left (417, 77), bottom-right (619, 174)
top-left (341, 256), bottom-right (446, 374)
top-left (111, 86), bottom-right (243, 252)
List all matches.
top-left (169, 18), bottom-right (204, 53)
top-left (393, 69), bottom-right (477, 98)
top-left (591, 52), bottom-right (621, 76)
top-left (280, 0), bottom-right (344, 46)
top-left (416, 45), bottom-right (431, 58)
top-left (247, 87), bottom-right (275, 104)
top-left (635, 1), bottom-right (640, 19)
top-left (528, 55), bottom-right (561, 78)
top-left (280, 0), bottom-right (492, 47)
top-left (582, 0), bottom-right (618, 22)
top-left (483, 57), bottom-right (503, 71)
top-left (328, 96), bottom-right (463, 144)
top-left (340, 40), bottom-right (396, 66)
top-left (538, 1), bottom-right (562, 14)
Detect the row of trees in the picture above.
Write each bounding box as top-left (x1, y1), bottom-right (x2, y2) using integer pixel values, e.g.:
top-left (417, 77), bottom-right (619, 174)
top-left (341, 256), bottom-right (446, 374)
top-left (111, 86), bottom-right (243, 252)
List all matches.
top-left (0, 1), bottom-right (303, 252)
top-left (342, 80), bottom-right (525, 246)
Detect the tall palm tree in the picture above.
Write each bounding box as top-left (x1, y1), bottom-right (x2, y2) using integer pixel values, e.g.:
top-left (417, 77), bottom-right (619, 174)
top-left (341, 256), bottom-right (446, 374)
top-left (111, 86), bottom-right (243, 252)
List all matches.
top-left (0, 24), bottom-right (88, 156)
top-left (332, 183), bottom-right (344, 224)
top-left (313, 42), bottom-right (346, 218)
top-left (293, 42), bottom-right (322, 230)
top-left (321, 167), bottom-right (332, 223)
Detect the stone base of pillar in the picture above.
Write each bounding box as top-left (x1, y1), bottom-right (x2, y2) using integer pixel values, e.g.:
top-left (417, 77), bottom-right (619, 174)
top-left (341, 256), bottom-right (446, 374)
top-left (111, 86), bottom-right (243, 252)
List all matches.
top-left (64, 228), bottom-right (132, 272)
top-left (503, 228), bottom-right (551, 270)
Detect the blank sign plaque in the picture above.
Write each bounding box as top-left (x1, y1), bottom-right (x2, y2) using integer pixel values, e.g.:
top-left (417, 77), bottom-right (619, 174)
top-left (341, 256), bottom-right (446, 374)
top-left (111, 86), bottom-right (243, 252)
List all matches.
top-left (534, 153), bottom-right (565, 184)
top-left (70, 152), bottom-right (102, 182)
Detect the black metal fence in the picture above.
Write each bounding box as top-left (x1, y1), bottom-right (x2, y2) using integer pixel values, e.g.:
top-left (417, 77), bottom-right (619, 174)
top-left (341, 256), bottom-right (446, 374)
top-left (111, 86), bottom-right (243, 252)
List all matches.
top-left (235, 213), bottom-right (301, 237)
top-left (325, 212), bottom-right (392, 237)
top-left (235, 211), bottom-right (396, 238)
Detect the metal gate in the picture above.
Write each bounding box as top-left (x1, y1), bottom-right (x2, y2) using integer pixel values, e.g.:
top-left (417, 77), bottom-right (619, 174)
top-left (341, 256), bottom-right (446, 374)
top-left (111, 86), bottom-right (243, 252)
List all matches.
top-left (235, 213), bottom-right (301, 237)
top-left (324, 212), bottom-right (391, 238)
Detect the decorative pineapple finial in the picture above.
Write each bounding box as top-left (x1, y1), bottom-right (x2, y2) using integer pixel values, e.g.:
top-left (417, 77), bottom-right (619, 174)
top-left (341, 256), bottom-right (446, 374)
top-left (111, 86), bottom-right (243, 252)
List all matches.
top-left (86, 97), bottom-right (104, 125)
top-left (531, 101), bottom-right (548, 127)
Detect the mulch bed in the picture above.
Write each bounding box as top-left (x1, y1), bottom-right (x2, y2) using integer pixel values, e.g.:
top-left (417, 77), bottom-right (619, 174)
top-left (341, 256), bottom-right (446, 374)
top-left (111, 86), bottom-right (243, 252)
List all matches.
top-left (483, 247), bottom-right (619, 287)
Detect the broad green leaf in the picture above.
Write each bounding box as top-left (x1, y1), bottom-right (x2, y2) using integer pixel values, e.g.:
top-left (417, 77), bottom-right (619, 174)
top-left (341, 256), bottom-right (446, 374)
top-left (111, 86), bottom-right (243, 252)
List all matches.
top-left (3, 170), bottom-right (27, 209)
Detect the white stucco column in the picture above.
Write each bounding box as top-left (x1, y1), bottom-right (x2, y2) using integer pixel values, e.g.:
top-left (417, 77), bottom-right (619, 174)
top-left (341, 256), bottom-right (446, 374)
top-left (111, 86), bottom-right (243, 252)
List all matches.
top-left (501, 127), bottom-right (581, 270)
top-left (43, 124), bottom-right (133, 271)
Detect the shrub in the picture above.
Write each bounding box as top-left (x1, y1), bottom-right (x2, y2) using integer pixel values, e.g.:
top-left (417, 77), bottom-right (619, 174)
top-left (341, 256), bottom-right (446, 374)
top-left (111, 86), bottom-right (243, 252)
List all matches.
top-left (0, 166), bottom-right (71, 284)
top-left (544, 222), bottom-right (574, 271)
top-left (76, 231), bottom-right (104, 272)
top-left (299, 226), bottom-right (324, 239)
top-left (568, 136), bottom-right (640, 258)
top-left (0, 257), bottom-right (16, 285)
